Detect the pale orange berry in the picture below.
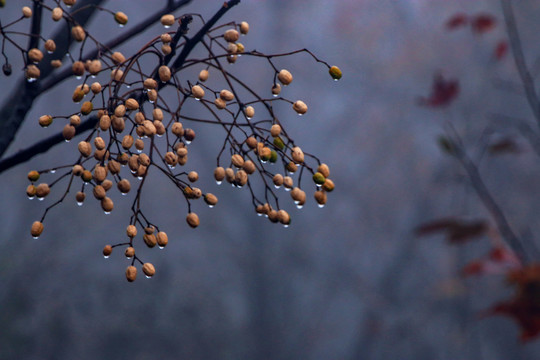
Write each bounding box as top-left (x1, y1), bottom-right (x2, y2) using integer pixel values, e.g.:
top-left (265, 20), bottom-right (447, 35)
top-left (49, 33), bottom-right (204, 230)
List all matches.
top-left (293, 100), bottom-right (308, 115)
top-left (52, 7), bottom-right (63, 21)
top-left (240, 21), bottom-right (249, 35)
top-left (199, 69), bottom-right (209, 82)
top-left (72, 26), bottom-right (85, 42)
top-left (161, 14), bottom-right (175, 27)
top-left (22, 6), bottom-right (32, 18)
top-left (126, 224), bottom-right (137, 238)
top-left (28, 48), bottom-right (43, 63)
top-left (224, 29), bottom-right (239, 42)
top-left (278, 69), bottom-right (293, 85)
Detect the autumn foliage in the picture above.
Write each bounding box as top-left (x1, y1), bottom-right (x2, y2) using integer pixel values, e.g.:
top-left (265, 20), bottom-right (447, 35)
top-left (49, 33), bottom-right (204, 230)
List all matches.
top-left (417, 5), bottom-right (540, 341)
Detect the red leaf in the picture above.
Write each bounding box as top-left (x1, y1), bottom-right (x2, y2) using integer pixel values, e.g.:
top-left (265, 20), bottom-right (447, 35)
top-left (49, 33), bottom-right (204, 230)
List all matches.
top-left (494, 40), bottom-right (509, 60)
top-left (417, 73), bottom-right (460, 108)
top-left (462, 260), bottom-right (484, 276)
top-left (415, 218), bottom-right (459, 236)
top-left (485, 265), bottom-right (540, 341)
top-left (489, 246), bottom-right (521, 266)
top-left (447, 220), bottom-right (488, 244)
top-left (471, 14), bottom-right (497, 34)
top-left (416, 218), bottom-right (487, 244)
top-left (488, 137), bottom-right (521, 154)
top-left (489, 299), bottom-right (540, 341)
top-left (446, 13), bottom-right (468, 30)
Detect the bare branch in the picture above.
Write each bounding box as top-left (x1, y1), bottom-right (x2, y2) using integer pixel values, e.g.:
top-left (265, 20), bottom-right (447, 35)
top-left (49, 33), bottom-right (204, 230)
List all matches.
top-left (501, 0), bottom-right (540, 125)
top-left (0, 116), bottom-right (98, 173)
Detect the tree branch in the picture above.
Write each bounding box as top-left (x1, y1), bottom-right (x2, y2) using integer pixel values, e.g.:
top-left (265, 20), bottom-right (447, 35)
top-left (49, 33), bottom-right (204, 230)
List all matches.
top-left (27, 0), bottom-right (43, 51)
top-left (170, 0), bottom-right (241, 72)
top-left (40, 0), bottom-right (193, 92)
top-left (0, 0), bottom-right (192, 161)
top-left (0, 0), bottom-right (105, 159)
top-left (0, 116), bottom-right (98, 173)
top-left (501, 0), bottom-right (540, 125)
top-left (453, 143), bottom-right (527, 260)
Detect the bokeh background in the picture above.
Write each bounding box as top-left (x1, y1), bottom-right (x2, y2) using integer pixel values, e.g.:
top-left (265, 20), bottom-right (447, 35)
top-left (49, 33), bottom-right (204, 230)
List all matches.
top-left (2, 0), bottom-right (540, 359)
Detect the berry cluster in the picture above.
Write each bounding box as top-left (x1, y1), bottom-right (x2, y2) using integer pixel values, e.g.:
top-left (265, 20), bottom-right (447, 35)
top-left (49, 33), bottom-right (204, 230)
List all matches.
top-left (4, 0), bottom-right (342, 281)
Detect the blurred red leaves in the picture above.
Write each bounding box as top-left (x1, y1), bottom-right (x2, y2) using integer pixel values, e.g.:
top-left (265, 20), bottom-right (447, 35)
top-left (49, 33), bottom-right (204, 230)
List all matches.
top-left (462, 246), bottom-right (522, 276)
top-left (417, 73), bottom-right (460, 107)
top-left (446, 12), bottom-right (496, 34)
top-left (445, 12), bottom-right (507, 62)
top-left (446, 13), bottom-right (468, 30)
top-left (415, 218), bottom-right (488, 244)
top-left (486, 265), bottom-right (540, 341)
top-left (494, 40), bottom-right (509, 60)
top-left (471, 14), bottom-right (497, 34)
top-left (488, 136), bottom-right (521, 155)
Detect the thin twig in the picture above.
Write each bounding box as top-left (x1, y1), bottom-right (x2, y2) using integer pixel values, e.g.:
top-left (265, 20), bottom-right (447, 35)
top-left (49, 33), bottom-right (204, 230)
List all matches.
top-left (501, 0), bottom-right (540, 124)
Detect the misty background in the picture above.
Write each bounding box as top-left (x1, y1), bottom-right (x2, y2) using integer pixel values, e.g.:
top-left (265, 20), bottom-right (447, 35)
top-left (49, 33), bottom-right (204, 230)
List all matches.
top-left (1, 0), bottom-right (540, 359)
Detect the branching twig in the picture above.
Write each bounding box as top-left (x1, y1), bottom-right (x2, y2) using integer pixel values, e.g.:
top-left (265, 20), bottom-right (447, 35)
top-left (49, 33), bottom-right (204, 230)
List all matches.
top-left (501, 0), bottom-right (540, 125)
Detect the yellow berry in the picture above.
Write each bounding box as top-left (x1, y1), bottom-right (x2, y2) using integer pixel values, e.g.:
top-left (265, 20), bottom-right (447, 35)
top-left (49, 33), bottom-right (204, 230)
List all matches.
top-left (161, 14), bottom-right (175, 27)
top-left (240, 21), bottom-right (249, 35)
top-left (198, 69), bottom-right (209, 82)
top-left (114, 11), bottom-right (128, 25)
top-left (22, 6), bottom-right (32, 18)
top-left (329, 65), bottom-right (342, 80)
top-left (312, 172), bottom-right (326, 185)
top-left (52, 7), bottom-right (63, 21)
